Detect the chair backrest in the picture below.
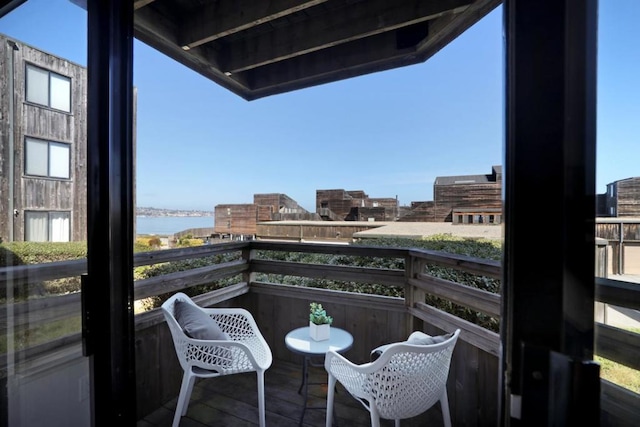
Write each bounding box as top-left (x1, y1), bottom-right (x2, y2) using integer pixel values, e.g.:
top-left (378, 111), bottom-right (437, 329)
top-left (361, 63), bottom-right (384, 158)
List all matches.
top-left (161, 292), bottom-right (213, 372)
top-left (367, 329), bottom-right (460, 420)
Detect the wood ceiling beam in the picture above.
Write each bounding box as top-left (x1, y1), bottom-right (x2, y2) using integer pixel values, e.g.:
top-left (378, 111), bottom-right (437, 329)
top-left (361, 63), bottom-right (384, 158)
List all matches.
top-left (219, 0), bottom-right (471, 74)
top-left (134, 0), bottom-right (156, 11)
top-left (245, 30), bottom-right (414, 93)
top-left (179, 0), bottom-right (330, 50)
top-left (134, 7), bottom-right (252, 96)
top-left (245, 0), bottom-right (499, 98)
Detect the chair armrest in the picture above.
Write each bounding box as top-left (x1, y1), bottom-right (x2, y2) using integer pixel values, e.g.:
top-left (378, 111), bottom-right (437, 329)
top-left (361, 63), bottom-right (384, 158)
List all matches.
top-left (180, 333), bottom-right (271, 372)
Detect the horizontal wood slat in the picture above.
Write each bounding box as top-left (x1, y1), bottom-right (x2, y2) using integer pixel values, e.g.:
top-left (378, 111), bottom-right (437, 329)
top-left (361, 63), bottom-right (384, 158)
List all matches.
top-left (596, 277), bottom-right (640, 310)
top-left (250, 259), bottom-right (406, 286)
top-left (134, 259), bottom-right (248, 299)
top-left (595, 323), bottom-right (640, 371)
top-left (133, 241), bottom-right (248, 266)
top-left (411, 302), bottom-right (500, 356)
top-left (600, 380), bottom-right (640, 425)
top-left (0, 292), bottom-right (80, 329)
top-left (410, 274), bottom-right (501, 317)
top-left (408, 248), bottom-right (502, 279)
top-left (251, 240), bottom-right (408, 258)
top-left (250, 281), bottom-right (406, 313)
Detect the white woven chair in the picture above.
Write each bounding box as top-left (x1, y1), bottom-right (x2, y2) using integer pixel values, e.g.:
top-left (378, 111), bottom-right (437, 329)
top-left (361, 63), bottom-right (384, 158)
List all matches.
top-left (324, 329), bottom-right (460, 427)
top-left (161, 292), bottom-right (273, 427)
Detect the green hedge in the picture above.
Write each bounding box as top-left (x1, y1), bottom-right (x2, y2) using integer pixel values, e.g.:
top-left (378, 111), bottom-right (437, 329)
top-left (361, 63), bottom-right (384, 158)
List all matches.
top-left (0, 241), bottom-right (87, 265)
top-left (0, 240), bottom-right (153, 266)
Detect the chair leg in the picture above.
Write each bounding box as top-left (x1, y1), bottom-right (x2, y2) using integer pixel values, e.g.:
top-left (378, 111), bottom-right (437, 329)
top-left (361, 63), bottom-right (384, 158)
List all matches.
top-left (257, 370), bottom-right (266, 427)
top-left (394, 419), bottom-right (401, 427)
top-left (326, 374), bottom-right (336, 427)
top-left (173, 372), bottom-right (196, 427)
top-left (440, 389), bottom-right (452, 427)
top-left (369, 405), bottom-right (381, 427)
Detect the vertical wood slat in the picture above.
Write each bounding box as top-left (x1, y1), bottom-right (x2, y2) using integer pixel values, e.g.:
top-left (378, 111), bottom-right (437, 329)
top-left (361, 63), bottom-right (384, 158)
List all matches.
top-left (405, 253), bottom-right (426, 333)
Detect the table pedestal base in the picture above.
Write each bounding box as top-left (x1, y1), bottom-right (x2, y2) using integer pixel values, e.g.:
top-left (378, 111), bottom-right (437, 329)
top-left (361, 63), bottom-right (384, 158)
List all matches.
top-left (297, 355), bottom-right (338, 427)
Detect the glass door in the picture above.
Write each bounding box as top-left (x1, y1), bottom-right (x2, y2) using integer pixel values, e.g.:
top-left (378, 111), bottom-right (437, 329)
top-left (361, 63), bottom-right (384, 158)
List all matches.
top-left (0, 1), bottom-right (92, 426)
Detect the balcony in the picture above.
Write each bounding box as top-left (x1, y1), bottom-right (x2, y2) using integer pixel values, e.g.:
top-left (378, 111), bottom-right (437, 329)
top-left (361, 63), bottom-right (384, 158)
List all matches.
top-left (1, 240), bottom-right (638, 426)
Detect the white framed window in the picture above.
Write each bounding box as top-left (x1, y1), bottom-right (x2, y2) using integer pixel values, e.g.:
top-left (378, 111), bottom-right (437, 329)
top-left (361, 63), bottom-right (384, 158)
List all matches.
top-left (26, 64), bottom-right (71, 112)
top-left (25, 137), bottom-right (70, 179)
top-left (25, 211), bottom-right (70, 242)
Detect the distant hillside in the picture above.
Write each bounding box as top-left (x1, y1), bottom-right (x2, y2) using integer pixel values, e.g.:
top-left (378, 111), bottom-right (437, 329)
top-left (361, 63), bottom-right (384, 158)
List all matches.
top-left (136, 207), bottom-right (213, 217)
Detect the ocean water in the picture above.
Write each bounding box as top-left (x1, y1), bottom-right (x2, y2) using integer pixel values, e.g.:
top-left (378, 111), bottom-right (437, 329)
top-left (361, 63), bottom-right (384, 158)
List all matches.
top-left (136, 216), bottom-right (214, 236)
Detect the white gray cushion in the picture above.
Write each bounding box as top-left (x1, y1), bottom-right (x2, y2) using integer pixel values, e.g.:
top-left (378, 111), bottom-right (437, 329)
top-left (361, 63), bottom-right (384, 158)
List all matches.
top-left (406, 331), bottom-right (453, 345)
top-left (370, 331), bottom-right (454, 361)
top-left (174, 300), bottom-right (229, 340)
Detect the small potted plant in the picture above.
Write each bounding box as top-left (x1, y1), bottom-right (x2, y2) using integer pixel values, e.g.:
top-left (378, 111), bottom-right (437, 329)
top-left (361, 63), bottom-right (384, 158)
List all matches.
top-left (309, 302), bottom-right (333, 341)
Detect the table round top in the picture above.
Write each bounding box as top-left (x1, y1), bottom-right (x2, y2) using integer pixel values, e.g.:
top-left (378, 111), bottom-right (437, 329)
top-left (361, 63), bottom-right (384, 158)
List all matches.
top-left (285, 326), bottom-right (353, 356)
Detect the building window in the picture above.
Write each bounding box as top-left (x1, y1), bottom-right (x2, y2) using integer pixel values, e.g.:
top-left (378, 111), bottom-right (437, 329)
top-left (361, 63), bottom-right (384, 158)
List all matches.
top-left (26, 64), bottom-right (71, 112)
top-left (25, 137), bottom-right (70, 179)
top-left (25, 211), bottom-right (70, 242)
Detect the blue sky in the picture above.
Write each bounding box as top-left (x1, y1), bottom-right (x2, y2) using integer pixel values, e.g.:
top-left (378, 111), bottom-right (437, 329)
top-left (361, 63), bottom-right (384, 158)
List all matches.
top-left (0, 0), bottom-right (638, 212)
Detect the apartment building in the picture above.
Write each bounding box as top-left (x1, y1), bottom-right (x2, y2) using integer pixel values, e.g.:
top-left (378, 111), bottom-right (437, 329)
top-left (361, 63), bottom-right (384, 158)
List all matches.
top-left (400, 165), bottom-right (503, 223)
top-left (316, 189), bottom-right (398, 221)
top-left (598, 176), bottom-right (640, 217)
top-left (0, 34), bottom-right (135, 242)
top-left (213, 193), bottom-right (316, 238)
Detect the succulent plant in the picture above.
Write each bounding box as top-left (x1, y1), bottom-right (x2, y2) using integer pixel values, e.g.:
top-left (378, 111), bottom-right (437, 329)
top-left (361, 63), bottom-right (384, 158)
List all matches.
top-left (309, 302), bottom-right (333, 325)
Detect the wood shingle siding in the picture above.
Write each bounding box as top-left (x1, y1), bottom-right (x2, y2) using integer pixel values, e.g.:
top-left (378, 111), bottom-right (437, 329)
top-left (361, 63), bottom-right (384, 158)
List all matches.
top-left (0, 36), bottom-right (87, 241)
top-left (0, 34), bottom-right (136, 242)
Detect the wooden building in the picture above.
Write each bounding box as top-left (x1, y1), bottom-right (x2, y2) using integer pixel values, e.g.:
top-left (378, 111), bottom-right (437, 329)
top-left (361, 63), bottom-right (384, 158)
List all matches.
top-left (600, 177), bottom-right (640, 217)
top-left (595, 218), bottom-right (640, 275)
top-left (213, 203), bottom-right (260, 237)
top-left (316, 189), bottom-right (398, 221)
top-left (0, 34), bottom-right (136, 242)
top-left (0, 35), bottom-right (87, 242)
top-left (400, 165), bottom-right (503, 223)
top-left (214, 193), bottom-right (317, 238)
top-left (253, 193), bottom-right (314, 220)
top-left (255, 220), bottom-right (380, 243)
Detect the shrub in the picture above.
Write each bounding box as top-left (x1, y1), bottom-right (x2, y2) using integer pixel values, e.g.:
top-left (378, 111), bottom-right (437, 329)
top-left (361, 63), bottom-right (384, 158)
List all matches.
top-left (147, 236), bottom-right (162, 248)
top-left (175, 237), bottom-right (204, 247)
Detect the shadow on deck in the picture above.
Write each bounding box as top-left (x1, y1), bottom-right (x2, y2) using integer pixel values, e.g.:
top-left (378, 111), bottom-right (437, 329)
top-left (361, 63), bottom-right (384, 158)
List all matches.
top-left (137, 358), bottom-right (446, 427)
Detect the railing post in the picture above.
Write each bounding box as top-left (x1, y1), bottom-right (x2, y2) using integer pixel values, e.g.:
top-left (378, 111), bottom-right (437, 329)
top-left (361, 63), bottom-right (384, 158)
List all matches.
top-left (242, 247), bottom-right (256, 286)
top-left (404, 253), bottom-right (425, 334)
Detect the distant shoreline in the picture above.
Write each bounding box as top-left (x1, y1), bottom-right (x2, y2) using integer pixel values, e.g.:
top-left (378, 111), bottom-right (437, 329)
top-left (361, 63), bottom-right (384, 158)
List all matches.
top-left (136, 215), bottom-right (214, 236)
top-left (136, 207), bottom-right (213, 217)
top-left (136, 214), bottom-right (213, 218)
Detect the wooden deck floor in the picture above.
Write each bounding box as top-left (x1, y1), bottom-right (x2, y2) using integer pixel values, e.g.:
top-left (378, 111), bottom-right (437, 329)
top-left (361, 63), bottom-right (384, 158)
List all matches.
top-left (137, 358), bottom-right (447, 427)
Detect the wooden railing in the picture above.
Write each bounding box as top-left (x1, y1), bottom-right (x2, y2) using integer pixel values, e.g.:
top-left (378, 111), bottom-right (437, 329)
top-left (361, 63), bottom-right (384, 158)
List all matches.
top-left (1, 240), bottom-right (639, 425)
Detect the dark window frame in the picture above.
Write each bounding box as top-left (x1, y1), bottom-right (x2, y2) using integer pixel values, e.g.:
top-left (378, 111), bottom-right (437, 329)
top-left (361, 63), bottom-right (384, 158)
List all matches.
top-left (24, 136), bottom-right (71, 179)
top-left (25, 62), bottom-right (72, 113)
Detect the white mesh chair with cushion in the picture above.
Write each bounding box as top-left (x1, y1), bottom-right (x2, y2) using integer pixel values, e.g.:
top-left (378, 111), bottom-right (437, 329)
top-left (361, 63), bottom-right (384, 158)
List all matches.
top-left (324, 329), bottom-right (460, 427)
top-left (161, 292), bottom-right (273, 427)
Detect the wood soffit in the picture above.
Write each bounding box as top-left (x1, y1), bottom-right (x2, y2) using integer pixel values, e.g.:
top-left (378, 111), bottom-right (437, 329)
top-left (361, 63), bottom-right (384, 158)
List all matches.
top-left (132, 0), bottom-right (501, 101)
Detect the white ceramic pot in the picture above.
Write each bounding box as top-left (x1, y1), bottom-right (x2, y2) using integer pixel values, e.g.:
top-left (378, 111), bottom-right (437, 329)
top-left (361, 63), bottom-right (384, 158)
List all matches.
top-left (309, 321), bottom-right (330, 341)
